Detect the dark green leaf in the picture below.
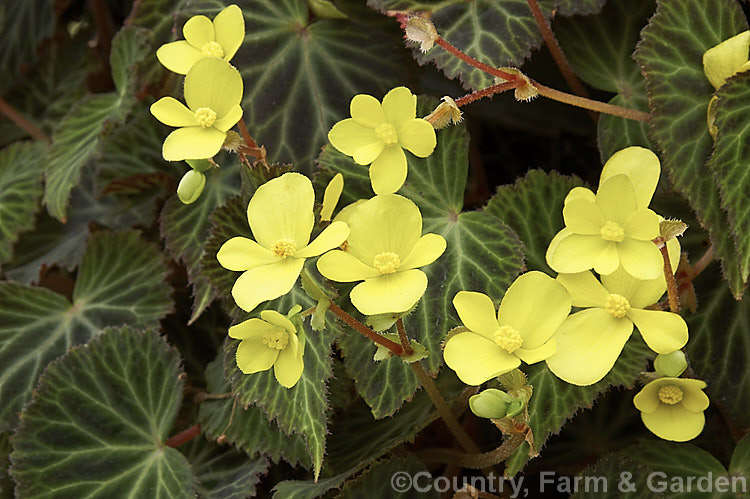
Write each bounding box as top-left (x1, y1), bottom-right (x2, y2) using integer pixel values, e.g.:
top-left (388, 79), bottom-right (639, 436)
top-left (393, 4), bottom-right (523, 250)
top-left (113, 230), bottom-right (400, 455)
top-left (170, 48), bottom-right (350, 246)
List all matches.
top-left (10, 327), bottom-right (194, 499)
top-left (597, 92), bottom-right (653, 162)
top-left (0, 0), bottom-right (55, 92)
top-left (338, 456), bottom-right (439, 498)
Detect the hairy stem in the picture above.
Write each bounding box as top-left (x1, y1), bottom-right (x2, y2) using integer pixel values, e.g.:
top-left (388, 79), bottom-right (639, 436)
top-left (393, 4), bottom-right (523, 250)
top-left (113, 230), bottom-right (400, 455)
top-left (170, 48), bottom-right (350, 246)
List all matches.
top-left (0, 98), bottom-right (51, 143)
top-left (692, 244), bottom-right (715, 278)
top-left (327, 303), bottom-right (404, 355)
top-left (165, 423), bottom-right (201, 448)
top-left (418, 434), bottom-right (525, 468)
top-left (396, 318), bottom-right (414, 356)
top-left (532, 82), bottom-right (650, 122)
top-left (435, 37), bottom-right (518, 81)
top-left (659, 243), bottom-right (680, 314)
top-left (454, 80), bottom-right (525, 107)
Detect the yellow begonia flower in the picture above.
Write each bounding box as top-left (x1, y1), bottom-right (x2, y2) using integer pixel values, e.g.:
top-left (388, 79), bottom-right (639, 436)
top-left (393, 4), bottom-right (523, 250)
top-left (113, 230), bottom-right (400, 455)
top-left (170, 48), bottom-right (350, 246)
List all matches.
top-left (229, 309), bottom-right (305, 388)
top-left (217, 173), bottom-right (349, 312)
top-left (546, 260), bottom-right (687, 386)
top-left (443, 272), bottom-right (571, 386)
top-left (702, 31), bottom-right (750, 90)
top-left (327, 87), bottom-right (437, 195)
top-left (634, 377), bottom-right (709, 442)
top-left (546, 147), bottom-right (663, 280)
top-left (320, 173), bottom-right (343, 222)
top-left (316, 194), bottom-right (445, 315)
top-left (151, 57), bottom-right (243, 161)
top-left (157, 4), bottom-right (245, 75)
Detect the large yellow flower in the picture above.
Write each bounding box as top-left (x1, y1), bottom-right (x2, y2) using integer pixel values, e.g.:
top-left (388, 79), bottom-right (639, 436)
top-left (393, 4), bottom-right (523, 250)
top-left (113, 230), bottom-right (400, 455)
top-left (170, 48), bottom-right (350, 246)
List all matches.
top-left (443, 272), bottom-right (571, 386)
top-left (546, 147), bottom-right (663, 280)
top-left (229, 309), bottom-right (304, 388)
top-left (151, 57), bottom-right (243, 161)
top-left (316, 194), bottom-right (445, 315)
top-left (546, 254), bottom-right (687, 386)
top-left (327, 87), bottom-right (436, 195)
top-left (157, 5), bottom-right (245, 75)
top-left (217, 173), bottom-right (349, 312)
top-left (634, 377), bottom-right (709, 442)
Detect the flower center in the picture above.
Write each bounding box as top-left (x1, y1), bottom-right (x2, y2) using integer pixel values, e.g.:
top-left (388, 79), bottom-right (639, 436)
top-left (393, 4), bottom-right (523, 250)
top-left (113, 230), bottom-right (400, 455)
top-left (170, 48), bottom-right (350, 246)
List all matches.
top-left (658, 385), bottom-right (683, 405)
top-left (605, 293), bottom-right (630, 318)
top-left (375, 123), bottom-right (399, 146)
top-left (494, 325), bottom-right (523, 353)
top-left (262, 328), bottom-right (289, 350)
top-left (373, 252), bottom-right (400, 274)
top-left (272, 239), bottom-right (296, 258)
top-left (600, 220), bottom-right (625, 242)
top-left (194, 107), bottom-right (217, 128)
top-left (201, 41), bottom-right (224, 58)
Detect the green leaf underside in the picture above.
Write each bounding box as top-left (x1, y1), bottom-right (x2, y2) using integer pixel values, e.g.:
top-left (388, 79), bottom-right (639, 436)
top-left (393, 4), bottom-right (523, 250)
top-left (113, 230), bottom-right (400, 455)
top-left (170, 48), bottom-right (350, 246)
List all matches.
top-left (10, 327), bottom-right (193, 499)
top-left (0, 0), bottom-right (55, 92)
top-left (198, 354), bottom-right (310, 468)
top-left (634, 0), bottom-right (749, 297)
top-left (0, 230), bottom-right (173, 432)
top-left (338, 456), bottom-right (439, 498)
top-left (42, 27), bottom-right (150, 221)
top-left (0, 142), bottom-right (45, 267)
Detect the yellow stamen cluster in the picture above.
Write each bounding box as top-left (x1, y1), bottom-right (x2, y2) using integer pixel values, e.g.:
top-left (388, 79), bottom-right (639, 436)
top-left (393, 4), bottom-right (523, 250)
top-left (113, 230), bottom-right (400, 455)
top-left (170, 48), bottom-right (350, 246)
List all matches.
top-left (194, 107), bottom-right (217, 128)
top-left (272, 239), bottom-right (297, 258)
top-left (658, 385), bottom-right (684, 405)
top-left (201, 41), bottom-right (225, 58)
top-left (373, 252), bottom-right (400, 274)
top-left (600, 220), bottom-right (625, 242)
top-left (605, 294), bottom-right (630, 318)
top-left (262, 328), bottom-right (289, 350)
top-left (375, 123), bottom-right (399, 146)
top-left (494, 325), bottom-right (523, 353)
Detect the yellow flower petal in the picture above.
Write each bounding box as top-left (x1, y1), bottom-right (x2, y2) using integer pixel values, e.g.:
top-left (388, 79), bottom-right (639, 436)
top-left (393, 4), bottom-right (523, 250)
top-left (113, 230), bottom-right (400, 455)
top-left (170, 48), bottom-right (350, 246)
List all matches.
top-left (236, 335), bottom-right (279, 373)
top-left (546, 308), bottom-right (633, 386)
top-left (369, 146), bottom-right (407, 194)
top-left (228, 317), bottom-right (275, 340)
top-left (546, 232), bottom-right (609, 273)
top-left (333, 199), bottom-right (366, 224)
top-left (497, 271), bottom-right (571, 349)
top-left (564, 186), bottom-right (595, 205)
top-left (184, 57), bottom-right (243, 117)
top-left (623, 209), bottom-right (660, 240)
top-left (453, 291), bottom-right (500, 339)
top-left (213, 104), bottom-right (243, 132)
top-left (515, 338), bottom-right (556, 364)
top-left (703, 30), bottom-right (750, 89)
top-left (183, 15), bottom-right (214, 48)
top-left (317, 250), bottom-right (379, 282)
top-left (593, 241), bottom-right (620, 275)
top-left (601, 266), bottom-right (667, 309)
top-left (563, 198), bottom-right (606, 234)
top-left (398, 119), bottom-right (436, 158)
top-left (217, 236), bottom-right (277, 271)
top-left (627, 309), bottom-right (688, 354)
top-left (399, 233), bottom-right (446, 270)
top-left (680, 379), bottom-right (710, 412)
top-left (328, 119), bottom-right (381, 158)
top-left (162, 126), bottom-right (226, 161)
top-left (260, 310), bottom-right (296, 335)
top-left (599, 147), bottom-right (660, 210)
top-left (443, 332), bottom-right (520, 385)
top-left (353, 141), bottom-right (386, 165)
top-left (274, 337), bottom-right (304, 388)
top-left (381, 86), bottom-right (416, 130)
top-left (150, 97), bottom-right (197, 127)
top-left (320, 173), bottom-right (344, 222)
top-left (213, 4), bottom-right (245, 62)
top-left (641, 404), bottom-right (705, 442)
top-left (156, 41), bottom-right (202, 74)
top-left (231, 258), bottom-right (305, 312)
top-left (350, 269), bottom-right (427, 315)
top-left (633, 378), bottom-right (663, 413)
top-left (246, 172), bottom-right (315, 250)
top-left (618, 237), bottom-right (663, 280)
top-left (294, 220), bottom-right (349, 258)
top-left (556, 271), bottom-right (609, 308)
top-left (596, 174), bottom-right (637, 224)
top-left (350, 94), bottom-right (385, 128)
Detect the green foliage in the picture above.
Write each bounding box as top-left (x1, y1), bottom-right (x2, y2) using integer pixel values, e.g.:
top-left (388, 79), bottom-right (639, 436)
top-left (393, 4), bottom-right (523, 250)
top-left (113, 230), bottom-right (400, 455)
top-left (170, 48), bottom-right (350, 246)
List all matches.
top-left (10, 327), bottom-right (193, 498)
top-left (0, 0), bottom-right (55, 92)
top-left (338, 456), bottom-right (438, 498)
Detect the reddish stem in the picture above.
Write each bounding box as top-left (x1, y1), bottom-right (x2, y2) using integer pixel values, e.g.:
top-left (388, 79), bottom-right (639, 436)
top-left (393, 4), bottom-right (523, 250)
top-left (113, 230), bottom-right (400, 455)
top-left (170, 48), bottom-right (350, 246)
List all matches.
top-left (435, 37), bottom-right (518, 81)
top-left (237, 120), bottom-right (259, 149)
top-left (692, 245), bottom-right (715, 278)
top-left (396, 318), bottom-right (414, 355)
top-left (454, 80), bottom-right (525, 107)
top-left (165, 423), bottom-right (201, 448)
top-left (659, 243), bottom-right (680, 314)
top-left (328, 303), bottom-right (404, 355)
top-left (0, 98), bottom-right (51, 143)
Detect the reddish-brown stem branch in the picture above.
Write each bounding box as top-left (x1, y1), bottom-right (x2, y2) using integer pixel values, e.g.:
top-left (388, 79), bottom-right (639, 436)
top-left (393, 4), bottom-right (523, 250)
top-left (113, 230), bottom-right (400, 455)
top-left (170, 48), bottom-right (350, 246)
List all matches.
top-left (328, 303), bottom-right (403, 355)
top-left (454, 80), bottom-right (525, 107)
top-left (692, 244), bottom-right (715, 278)
top-left (417, 434), bottom-right (525, 468)
top-left (659, 243), bottom-right (680, 314)
top-left (165, 423), bottom-right (201, 448)
top-left (0, 98), bottom-right (51, 143)
top-left (396, 318), bottom-right (414, 356)
top-left (435, 37), bottom-right (518, 81)
top-left (532, 82), bottom-right (650, 122)
top-left (237, 120), bottom-right (259, 149)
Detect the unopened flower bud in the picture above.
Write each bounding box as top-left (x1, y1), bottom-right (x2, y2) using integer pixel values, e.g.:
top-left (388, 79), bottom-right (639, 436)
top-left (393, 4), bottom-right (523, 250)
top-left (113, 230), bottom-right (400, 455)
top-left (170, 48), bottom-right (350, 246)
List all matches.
top-left (494, 68), bottom-right (538, 102)
top-left (469, 389), bottom-right (512, 419)
top-left (185, 158), bottom-right (213, 173)
top-left (654, 350), bottom-right (688, 378)
top-left (222, 130), bottom-right (242, 152)
top-left (425, 96), bottom-right (463, 129)
top-left (177, 170), bottom-right (206, 204)
top-left (405, 17), bottom-right (438, 53)
top-left (659, 219), bottom-right (688, 242)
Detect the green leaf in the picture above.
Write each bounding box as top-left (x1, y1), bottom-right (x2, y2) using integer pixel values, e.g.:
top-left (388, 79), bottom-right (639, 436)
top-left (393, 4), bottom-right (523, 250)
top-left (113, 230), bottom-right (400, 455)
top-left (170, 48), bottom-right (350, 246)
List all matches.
top-left (597, 92), bottom-right (653, 163)
top-left (0, 432), bottom-right (10, 499)
top-left (42, 27), bottom-right (151, 221)
top-left (634, 0), bottom-right (749, 297)
top-left (0, 230), bottom-right (173, 431)
top-left (729, 434), bottom-right (750, 479)
top-left (182, 438), bottom-right (269, 499)
top-left (554, 0), bottom-right (606, 16)
top-left (273, 471), bottom-right (351, 499)
top-left (486, 169), bottom-right (583, 274)
top-left (198, 354), bottom-right (310, 468)
top-left (0, 142), bottom-right (45, 268)
top-left (0, 0), bottom-right (55, 92)
top-left (10, 327), bottom-right (194, 499)
top-left (338, 456), bottom-right (439, 499)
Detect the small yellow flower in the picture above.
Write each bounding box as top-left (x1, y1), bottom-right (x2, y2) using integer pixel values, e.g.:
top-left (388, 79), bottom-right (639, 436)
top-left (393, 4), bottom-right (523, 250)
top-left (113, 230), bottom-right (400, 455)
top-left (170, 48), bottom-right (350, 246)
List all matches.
top-left (157, 4), bottom-right (245, 75)
top-left (150, 58), bottom-right (243, 161)
top-left (634, 377), bottom-right (709, 442)
top-left (229, 309), bottom-right (305, 388)
top-left (217, 173), bottom-right (349, 312)
top-left (316, 194), bottom-right (445, 315)
top-left (546, 147), bottom-right (663, 280)
top-left (547, 261), bottom-right (687, 386)
top-left (328, 87), bottom-right (437, 195)
top-left (443, 272), bottom-right (571, 386)
top-left (703, 31), bottom-right (750, 90)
